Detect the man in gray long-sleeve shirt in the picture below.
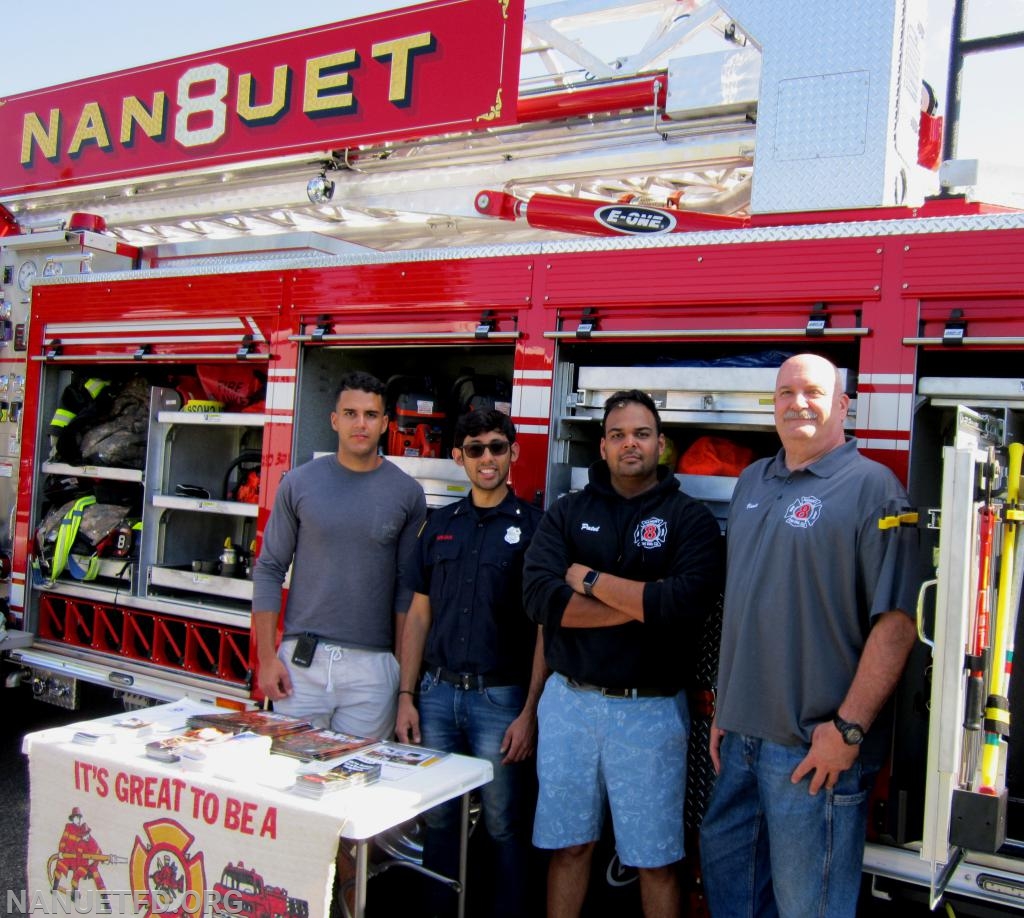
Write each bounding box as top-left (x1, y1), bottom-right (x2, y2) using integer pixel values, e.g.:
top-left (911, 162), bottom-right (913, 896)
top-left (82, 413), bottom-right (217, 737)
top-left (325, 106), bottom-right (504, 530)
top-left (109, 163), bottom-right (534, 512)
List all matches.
top-left (252, 371), bottom-right (426, 740)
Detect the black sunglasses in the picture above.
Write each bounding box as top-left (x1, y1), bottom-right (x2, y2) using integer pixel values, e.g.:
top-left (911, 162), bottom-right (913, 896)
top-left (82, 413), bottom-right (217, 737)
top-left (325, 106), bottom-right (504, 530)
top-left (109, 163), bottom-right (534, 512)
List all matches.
top-left (460, 440), bottom-right (510, 459)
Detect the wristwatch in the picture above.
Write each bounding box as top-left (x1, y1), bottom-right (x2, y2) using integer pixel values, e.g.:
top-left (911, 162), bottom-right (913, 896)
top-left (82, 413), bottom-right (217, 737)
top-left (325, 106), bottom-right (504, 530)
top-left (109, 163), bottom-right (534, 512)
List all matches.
top-left (582, 569), bottom-right (601, 597)
top-left (833, 715), bottom-right (865, 746)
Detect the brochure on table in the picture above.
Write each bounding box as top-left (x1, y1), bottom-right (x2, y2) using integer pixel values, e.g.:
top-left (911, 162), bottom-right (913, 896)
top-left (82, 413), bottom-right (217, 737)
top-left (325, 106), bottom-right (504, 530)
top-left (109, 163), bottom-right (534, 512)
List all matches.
top-left (23, 699), bottom-right (492, 918)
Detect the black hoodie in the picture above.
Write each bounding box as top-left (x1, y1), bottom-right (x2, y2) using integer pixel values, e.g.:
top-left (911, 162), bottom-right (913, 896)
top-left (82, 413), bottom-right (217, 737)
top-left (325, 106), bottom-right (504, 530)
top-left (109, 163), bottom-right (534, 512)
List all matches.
top-left (523, 462), bottom-right (724, 688)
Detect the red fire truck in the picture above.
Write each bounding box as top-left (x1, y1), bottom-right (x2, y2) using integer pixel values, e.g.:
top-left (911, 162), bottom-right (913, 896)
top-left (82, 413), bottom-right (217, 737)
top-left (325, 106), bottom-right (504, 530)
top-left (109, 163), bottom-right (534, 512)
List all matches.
top-left (3, 0), bottom-right (1024, 912)
top-left (212, 861), bottom-right (309, 918)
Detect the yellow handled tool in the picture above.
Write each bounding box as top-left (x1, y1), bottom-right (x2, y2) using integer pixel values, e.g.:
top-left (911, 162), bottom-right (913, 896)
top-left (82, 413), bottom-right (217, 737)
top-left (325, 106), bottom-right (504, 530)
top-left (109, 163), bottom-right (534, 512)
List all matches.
top-left (980, 441), bottom-right (1024, 793)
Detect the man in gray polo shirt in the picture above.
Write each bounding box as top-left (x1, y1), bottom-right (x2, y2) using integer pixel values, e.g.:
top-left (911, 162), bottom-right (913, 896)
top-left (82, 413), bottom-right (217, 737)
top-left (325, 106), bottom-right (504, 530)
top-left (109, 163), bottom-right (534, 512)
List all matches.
top-left (700, 353), bottom-right (919, 918)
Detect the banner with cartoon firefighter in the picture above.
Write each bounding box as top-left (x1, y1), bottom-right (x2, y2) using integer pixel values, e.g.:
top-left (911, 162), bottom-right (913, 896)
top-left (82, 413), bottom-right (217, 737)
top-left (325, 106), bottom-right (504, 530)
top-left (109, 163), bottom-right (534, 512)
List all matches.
top-left (27, 739), bottom-right (340, 917)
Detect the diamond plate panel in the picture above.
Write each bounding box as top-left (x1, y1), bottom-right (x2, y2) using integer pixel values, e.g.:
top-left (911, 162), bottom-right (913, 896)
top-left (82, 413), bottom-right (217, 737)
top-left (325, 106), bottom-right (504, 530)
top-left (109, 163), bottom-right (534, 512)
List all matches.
top-left (686, 594), bottom-right (723, 835)
top-left (775, 71), bottom-right (870, 160)
top-left (28, 211), bottom-right (1024, 291)
top-left (721, 0), bottom-right (929, 212)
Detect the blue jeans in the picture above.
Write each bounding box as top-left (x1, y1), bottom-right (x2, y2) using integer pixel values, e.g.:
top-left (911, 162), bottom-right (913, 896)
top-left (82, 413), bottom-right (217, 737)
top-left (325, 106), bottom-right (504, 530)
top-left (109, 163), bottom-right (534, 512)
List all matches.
top-left (699, 733), bottom-right (876, 918)
top-left (417, 672), bottom-right (531, 918)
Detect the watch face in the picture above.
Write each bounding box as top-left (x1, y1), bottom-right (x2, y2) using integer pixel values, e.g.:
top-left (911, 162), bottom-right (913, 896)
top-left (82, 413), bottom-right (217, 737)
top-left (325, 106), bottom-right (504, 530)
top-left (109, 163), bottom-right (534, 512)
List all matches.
top-left (835, 717), bottom-right (864, 745)
top-left (17, 260), bottom-right (37, 292)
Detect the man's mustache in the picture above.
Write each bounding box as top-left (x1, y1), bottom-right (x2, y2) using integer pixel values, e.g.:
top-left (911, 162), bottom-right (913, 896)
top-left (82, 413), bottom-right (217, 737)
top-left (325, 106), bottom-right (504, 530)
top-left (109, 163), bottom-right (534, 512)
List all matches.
top-left (783, 410), bottom-right (818, 421)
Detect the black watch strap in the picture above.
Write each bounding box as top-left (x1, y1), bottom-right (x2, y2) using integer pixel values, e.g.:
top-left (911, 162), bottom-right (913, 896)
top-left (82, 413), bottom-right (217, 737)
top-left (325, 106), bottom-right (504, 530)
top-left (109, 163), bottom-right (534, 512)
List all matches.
top-left (833, 715), bottom-right (865, 746)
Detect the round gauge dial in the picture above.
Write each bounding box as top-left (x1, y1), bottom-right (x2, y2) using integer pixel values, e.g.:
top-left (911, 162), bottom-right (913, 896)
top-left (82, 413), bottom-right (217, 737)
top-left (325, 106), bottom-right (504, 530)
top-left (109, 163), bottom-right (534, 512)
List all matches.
top-left (17, 260), bottom-right (37, 292)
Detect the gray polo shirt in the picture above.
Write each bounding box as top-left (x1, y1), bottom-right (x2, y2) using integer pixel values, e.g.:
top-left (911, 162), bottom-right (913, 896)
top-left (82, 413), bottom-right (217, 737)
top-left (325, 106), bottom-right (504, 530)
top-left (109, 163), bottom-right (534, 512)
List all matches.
top-left (715, 438), bottom-right (919, 755)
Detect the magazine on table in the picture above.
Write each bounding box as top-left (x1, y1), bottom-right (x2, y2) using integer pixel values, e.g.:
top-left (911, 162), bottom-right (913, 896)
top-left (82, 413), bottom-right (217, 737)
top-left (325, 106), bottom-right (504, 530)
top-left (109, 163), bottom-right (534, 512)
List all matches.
top-left (177, 731), bottom-right (272, 771)
top-left (270, 728), bottom-right (375, 761)
top-left (293, 758), bottom-right (382, 798)
top-left (355, 742), bottom-right (450, 779)
top-left (144, 726), bottom-right (235, 763)
top-left (185, 709), bottom-right (313, 738)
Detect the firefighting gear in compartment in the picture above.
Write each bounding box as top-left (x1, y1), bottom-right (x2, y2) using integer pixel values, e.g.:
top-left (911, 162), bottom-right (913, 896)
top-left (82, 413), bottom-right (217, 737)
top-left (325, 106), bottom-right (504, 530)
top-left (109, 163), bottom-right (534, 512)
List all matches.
top-left (35, 496), bottom-right (135, 583)
top-left (224, 449), bottom-right (262, 502)
top-left (678, 435), bottom-right (755, 477)
top-left (196, 364), bottom-right (267, 412)
top-left (78, 376), bottom-right (152, 469)
top-left (48, 375), bottom-right (113, 464)
top-left (449, 371), bottom-right (513, 416)
top-left (386, 375), bottom-right (446, 458)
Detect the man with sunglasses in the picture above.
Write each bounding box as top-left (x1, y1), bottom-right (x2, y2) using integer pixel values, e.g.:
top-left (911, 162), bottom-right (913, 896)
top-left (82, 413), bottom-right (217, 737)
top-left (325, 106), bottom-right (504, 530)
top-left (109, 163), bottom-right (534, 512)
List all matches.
top-left (523, 389), bottom-right (723, 918)
top-left (397, 409), bottom-right (546, 918)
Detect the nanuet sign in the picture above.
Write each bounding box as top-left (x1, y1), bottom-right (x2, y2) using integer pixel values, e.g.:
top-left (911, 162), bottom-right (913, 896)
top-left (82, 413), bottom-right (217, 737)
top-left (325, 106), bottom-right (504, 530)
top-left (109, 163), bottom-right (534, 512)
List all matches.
top-left (0, 0), bottom-right (523, 196)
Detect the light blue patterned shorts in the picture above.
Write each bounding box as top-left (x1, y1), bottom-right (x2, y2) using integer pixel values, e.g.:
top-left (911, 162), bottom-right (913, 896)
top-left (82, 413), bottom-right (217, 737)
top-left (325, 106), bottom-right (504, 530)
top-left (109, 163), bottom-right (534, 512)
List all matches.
top-left (533, 672), bottom-right (689, 867)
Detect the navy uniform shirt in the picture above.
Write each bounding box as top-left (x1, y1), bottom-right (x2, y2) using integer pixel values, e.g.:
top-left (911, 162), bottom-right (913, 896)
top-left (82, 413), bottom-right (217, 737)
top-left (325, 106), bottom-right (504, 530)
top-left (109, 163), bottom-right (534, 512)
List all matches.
top-left (404, 491), bottom-right (542, 682)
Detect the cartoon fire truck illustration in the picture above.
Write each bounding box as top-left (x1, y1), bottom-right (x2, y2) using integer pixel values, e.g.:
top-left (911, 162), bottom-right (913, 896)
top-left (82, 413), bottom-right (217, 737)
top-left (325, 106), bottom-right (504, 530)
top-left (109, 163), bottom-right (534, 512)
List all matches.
top-left (48, 807), bottom-right (127, 906)
top-left (212, 861), bottom-right (309, 918)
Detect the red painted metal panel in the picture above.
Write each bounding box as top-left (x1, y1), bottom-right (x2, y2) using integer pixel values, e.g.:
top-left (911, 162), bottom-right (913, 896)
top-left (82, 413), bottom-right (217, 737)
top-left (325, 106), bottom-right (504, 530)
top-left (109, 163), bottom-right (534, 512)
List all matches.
top-left (550, 301), bottom-right (867, 336)
top-left (289, 256), bottom-right (536, 321)
top-left (856, 427), bottom-right (911, 441)
top-left (852, 236), bottom-right (917, 485)
top-left (901, 230), bottom-right (1024, 298)
top-left (917, 298), bottom-right (1024, 341)
top-left (30, 272), bottom-right (284, 360)
top-left (540, 239), bottom-right (885, 308)
top-left (0, 0), bottom-right (523, 195)
top-left (862, 448), bottom-right (908, 482)
top-left (34, 271), bottom-right (285, 320)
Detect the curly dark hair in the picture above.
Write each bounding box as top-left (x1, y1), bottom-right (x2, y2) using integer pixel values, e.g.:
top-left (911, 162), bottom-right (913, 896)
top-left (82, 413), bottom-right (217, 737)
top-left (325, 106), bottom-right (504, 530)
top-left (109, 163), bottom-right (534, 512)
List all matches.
top-left (334, 371), bottom-right (386, 402)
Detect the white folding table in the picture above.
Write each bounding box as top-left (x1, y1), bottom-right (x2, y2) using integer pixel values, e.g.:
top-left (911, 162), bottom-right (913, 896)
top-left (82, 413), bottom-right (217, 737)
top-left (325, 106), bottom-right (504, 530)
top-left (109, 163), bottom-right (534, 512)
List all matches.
top-left (23, 699), bottom-right (492, 918)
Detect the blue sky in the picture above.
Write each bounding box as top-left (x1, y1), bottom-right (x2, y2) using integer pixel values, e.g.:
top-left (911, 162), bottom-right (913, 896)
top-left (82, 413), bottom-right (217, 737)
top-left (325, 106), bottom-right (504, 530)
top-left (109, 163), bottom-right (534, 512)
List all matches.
top-left (1, 0), bottom-right (1020, 167)
top-left (0, 1), bottom-right (403, 95)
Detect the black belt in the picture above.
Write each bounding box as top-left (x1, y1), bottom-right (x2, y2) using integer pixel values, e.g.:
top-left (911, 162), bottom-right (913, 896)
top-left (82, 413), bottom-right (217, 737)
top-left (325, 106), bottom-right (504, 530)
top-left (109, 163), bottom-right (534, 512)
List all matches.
top-left (565, 676), bottom-right (679, 699)
top-left (433, 667), bottom-right (513, 691)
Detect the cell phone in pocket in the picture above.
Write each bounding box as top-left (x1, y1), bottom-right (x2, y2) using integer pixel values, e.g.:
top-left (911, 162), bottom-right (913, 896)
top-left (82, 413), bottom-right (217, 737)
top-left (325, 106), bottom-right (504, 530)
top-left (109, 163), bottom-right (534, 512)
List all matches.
top-left (291, 632), bottom-right (318, 668)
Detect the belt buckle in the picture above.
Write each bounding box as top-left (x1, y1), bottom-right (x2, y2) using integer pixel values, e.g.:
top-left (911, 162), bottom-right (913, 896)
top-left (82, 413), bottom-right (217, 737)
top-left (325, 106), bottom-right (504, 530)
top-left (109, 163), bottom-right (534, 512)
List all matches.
top-left (458, 673), bottom-right (473, 691)
top-left (602, 687), bottom-right (633, 699)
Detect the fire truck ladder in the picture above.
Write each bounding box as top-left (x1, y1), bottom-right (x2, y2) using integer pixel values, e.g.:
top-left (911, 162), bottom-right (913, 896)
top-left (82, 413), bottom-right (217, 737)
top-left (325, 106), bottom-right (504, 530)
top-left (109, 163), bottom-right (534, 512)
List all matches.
top-left (3, 0), bottom-right (756, 251)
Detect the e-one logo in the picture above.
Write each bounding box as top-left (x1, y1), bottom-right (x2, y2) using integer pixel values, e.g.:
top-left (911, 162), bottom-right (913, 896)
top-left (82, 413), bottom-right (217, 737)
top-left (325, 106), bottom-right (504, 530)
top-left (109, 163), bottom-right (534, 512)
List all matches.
top-left (594, 205), bottom-right (676, 235)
